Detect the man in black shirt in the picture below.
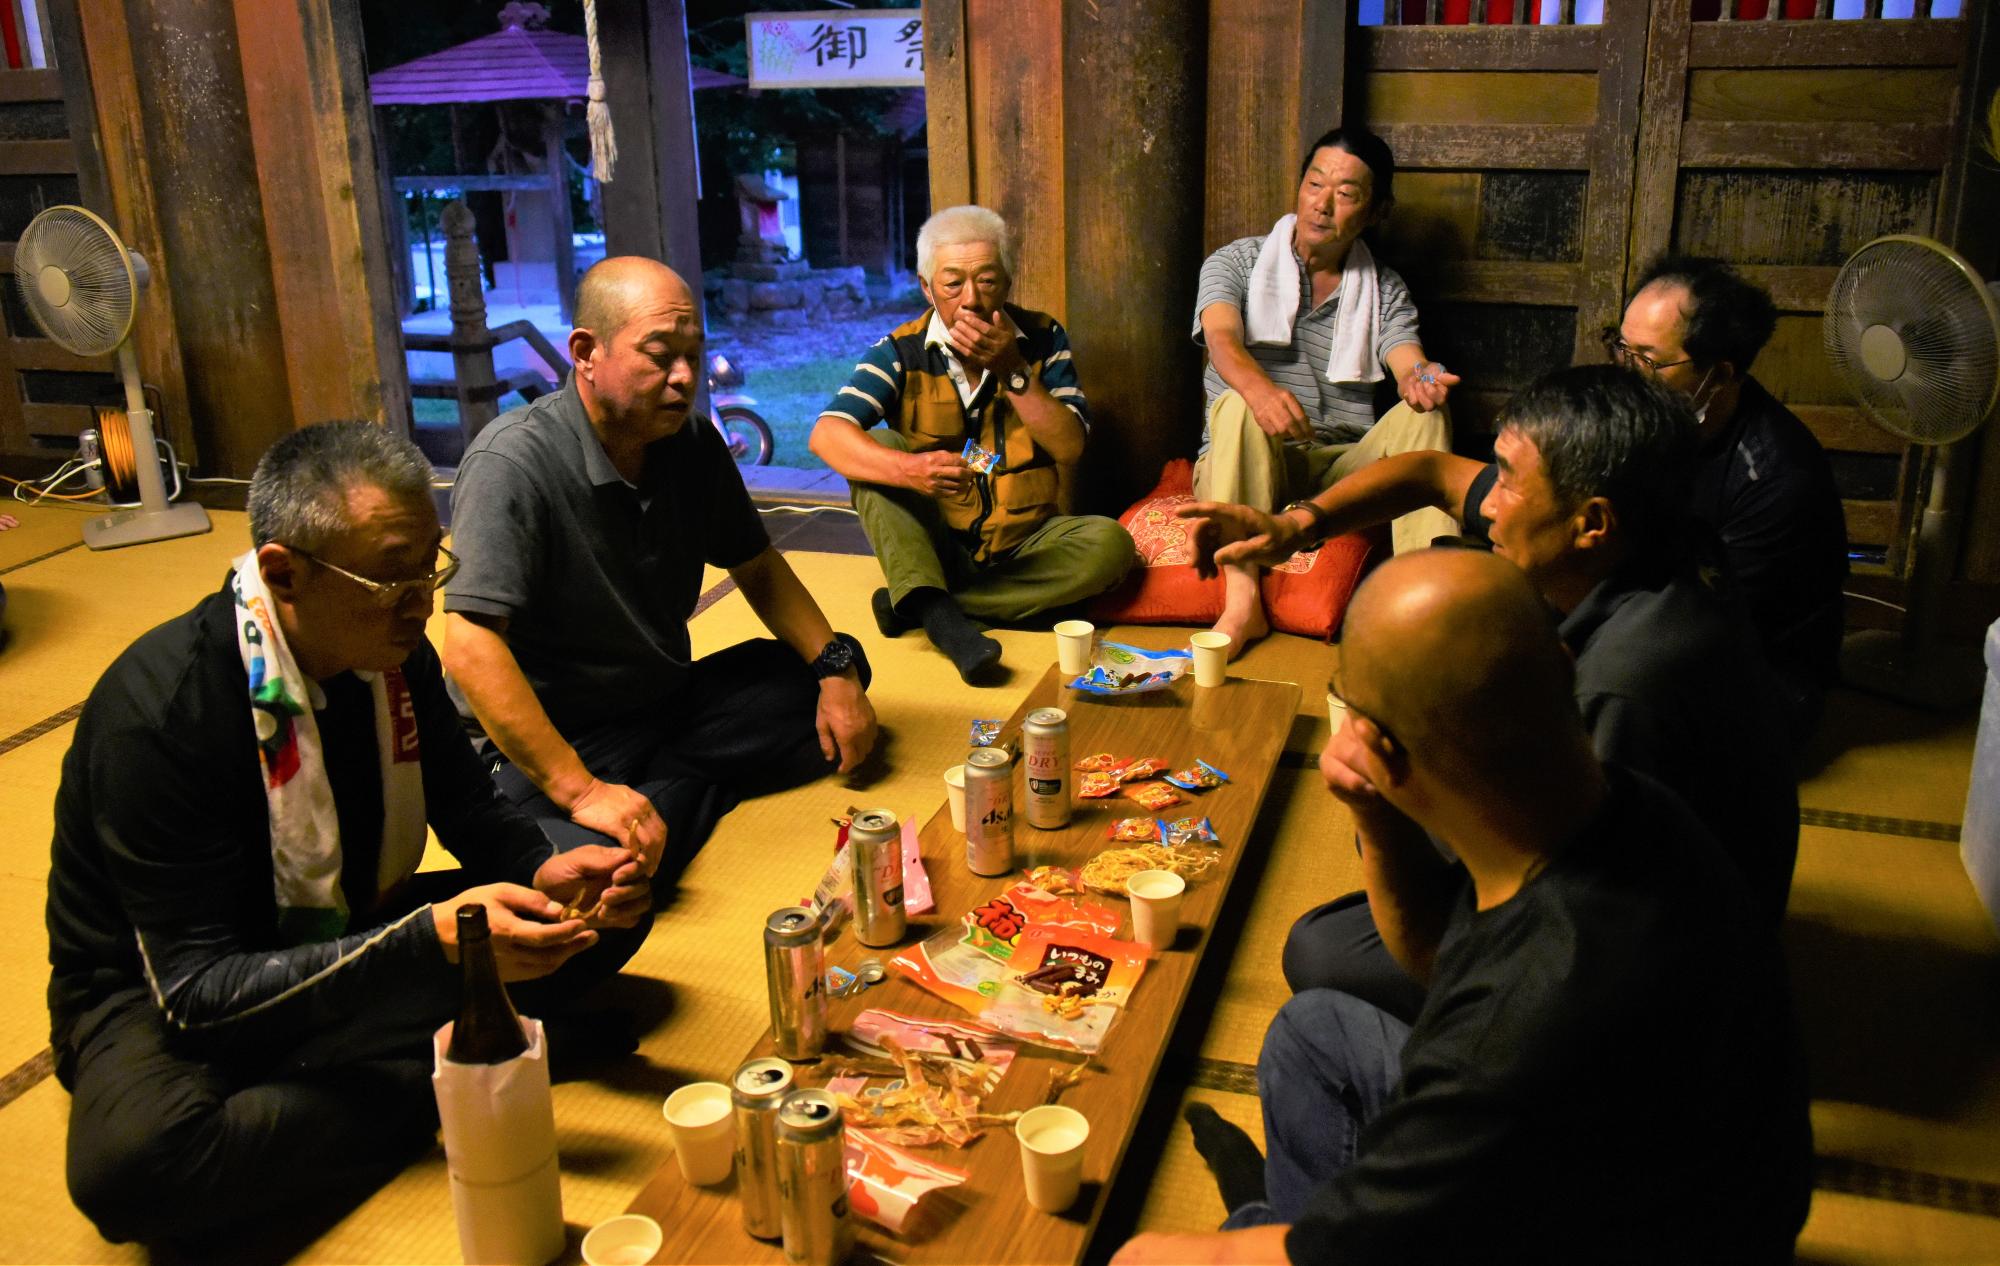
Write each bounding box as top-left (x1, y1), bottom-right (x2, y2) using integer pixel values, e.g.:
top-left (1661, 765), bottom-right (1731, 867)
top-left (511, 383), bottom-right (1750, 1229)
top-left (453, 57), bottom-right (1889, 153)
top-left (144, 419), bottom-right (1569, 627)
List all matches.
top-left (1113, 550), bottom-right (1812, 1264)
top-left (47, 424), bottom-right (648, 1245)
top-left (1181, 366), bottom-right (1798, 1018)
top-left (444, 257), bottom-right (877, 870)
top-left (1612, 254), bottom-right (1848, 746)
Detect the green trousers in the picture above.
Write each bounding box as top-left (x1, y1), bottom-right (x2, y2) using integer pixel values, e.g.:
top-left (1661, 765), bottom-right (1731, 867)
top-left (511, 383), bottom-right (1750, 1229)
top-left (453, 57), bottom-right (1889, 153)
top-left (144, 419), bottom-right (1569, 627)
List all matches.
top-left (851, 429), bottom-right (1135, 623)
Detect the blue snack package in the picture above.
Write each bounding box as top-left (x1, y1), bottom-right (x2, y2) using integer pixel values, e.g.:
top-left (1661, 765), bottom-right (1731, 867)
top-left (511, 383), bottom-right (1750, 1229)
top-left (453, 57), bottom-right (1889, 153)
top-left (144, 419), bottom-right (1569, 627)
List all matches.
top-left (1164, 759), bottom-right (1232, 791)
top-left (962, 438), bottom-right (1001, 474)
top-left (1162, 816), bottom-right (1219, 848)
top-left (1068, 642), bottom-right (1194, 695)
top-left (971, 719), bottom-right (1002, 747)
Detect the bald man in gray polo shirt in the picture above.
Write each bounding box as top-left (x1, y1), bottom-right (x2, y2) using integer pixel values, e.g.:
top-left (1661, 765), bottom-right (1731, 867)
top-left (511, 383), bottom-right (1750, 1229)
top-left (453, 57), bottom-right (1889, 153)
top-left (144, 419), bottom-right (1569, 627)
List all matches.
top-left (1193, 127), bottom-right (1458, 654)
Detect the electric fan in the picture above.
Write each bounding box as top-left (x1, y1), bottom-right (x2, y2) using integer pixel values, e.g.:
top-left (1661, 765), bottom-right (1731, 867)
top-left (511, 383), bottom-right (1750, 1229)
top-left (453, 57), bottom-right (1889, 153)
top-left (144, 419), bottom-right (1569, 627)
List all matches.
top-left (14, 205), bottom-right (209, 549)
top-left (1825, 234), bottom-right (2000, 709)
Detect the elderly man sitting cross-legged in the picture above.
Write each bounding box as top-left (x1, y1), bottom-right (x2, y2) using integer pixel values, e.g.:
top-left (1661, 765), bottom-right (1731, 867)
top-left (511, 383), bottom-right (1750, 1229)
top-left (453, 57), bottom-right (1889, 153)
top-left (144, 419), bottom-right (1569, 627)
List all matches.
top-left (809, 205), bottom-right (1134, 684)
top-left (48, 423), bottom-right (650, 1247)
top-left (1113, 549), bottom-right (1813, 1265)
top-left (1182, 365), bottom-right (1798, 1022)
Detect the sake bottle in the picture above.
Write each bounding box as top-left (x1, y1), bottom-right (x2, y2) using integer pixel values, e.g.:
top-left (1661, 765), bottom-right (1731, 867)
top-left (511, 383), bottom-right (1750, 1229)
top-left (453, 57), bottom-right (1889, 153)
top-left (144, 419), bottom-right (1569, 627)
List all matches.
top-left (445, 905), bottom-right (528, 1064)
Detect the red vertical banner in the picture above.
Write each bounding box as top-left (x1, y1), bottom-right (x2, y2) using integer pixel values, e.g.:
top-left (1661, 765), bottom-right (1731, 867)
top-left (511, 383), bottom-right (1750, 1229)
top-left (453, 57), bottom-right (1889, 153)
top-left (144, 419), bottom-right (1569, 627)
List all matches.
top-left (0, 1), bottom-right (22, 70)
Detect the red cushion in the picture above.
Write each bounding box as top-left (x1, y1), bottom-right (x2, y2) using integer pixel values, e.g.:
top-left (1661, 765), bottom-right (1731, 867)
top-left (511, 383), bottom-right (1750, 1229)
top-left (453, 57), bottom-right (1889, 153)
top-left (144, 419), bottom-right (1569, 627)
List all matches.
top-left (1091, 459), bottom-right (1387, 640)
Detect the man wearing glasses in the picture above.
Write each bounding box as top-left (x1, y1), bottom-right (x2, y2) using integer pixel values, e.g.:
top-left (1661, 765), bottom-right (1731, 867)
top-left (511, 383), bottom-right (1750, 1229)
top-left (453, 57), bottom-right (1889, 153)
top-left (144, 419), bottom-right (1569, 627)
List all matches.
top-left (809, 205), bottom-right (1134, 684)
top-left (1610, 255), bottom-right (1847, 747)
top-left (48, 423), bottom-right (648, 1244)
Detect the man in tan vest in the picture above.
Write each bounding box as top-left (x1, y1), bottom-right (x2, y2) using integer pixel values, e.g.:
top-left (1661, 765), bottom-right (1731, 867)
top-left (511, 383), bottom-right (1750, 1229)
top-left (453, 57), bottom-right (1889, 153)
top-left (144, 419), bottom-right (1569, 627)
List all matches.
top-left (810, 206), bottom-right (1133, 683)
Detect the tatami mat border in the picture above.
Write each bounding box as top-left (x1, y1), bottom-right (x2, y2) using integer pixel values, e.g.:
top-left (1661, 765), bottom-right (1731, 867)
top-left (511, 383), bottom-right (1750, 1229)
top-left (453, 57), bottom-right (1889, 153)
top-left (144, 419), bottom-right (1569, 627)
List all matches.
top-left (0, 1047), bottom-right (51, 1112)
top-left (0, 702), bottom-right (82, 758)
top-left (1798, 807), bottom-right (1961, 842)
top-left (0, 540), bottom-right (83, 576)
top-left (1814, 1156), bottom-right (2000, 1220)
top-left (1191, 1056), bottom-right (1259, 1097)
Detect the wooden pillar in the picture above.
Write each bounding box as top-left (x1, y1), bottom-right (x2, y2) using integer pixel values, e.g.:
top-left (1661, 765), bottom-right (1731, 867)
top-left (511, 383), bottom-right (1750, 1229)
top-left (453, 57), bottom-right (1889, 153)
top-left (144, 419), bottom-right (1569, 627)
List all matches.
top-left (442, 201), bottom-right (499, 446)
top-left (596, 0), bottom-right (703, 294)
top-left (1061, 0), bottom-right (1208, 508)
top-left (544, 104), bottom-right (576, 324)
top-left (119, 0), bottom-right (293, 479)
top-left (235, 0), bottom-right (410, 437)
top-left (377, 106), bottom-right (414, 318)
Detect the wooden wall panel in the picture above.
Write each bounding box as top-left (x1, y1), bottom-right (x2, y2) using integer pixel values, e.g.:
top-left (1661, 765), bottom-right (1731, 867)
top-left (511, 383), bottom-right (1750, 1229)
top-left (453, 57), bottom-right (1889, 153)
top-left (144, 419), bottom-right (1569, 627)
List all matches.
top-left (1685, 67), bottom-right (1956, 124)
top-left (1673, 170), bottom-right (1936, 267)
top-left (1362, 70), bottom-right (1596, 124)
top-left (962, 0), bottom-right (1064, 316)
top-left (1202, 0), bottom-right (1306, 252)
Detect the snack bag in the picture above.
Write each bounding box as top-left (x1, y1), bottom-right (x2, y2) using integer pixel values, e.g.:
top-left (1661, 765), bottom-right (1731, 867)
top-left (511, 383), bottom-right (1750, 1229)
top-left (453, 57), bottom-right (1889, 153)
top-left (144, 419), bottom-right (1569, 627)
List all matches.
top-left (1116, 757), bottom-right (1169, 783)
top-left (1163, 815), bottom-right (1220, 847)
top-left (961, 438), bottom-right (1001, 474)
top-left (1077, 772), bottom-right (1124, 799)
top-left (1164, 759), bottom-right (1231, 792)
top-left (1069, 642), bottom-right (1193, 695)
top-left (846, 1130), bottom-right (969, 1233)
top-left (1126, 782), bottom-right (1187, 811)
top-left (893, 893), bottom-right (1141, 1053)
top-left (1073, 753), bottom-right (1129, 773)
top-left (961, 881), bottom-right (1121, 960)
top-left (1108, 817), bottom-right (1163, 842)
top-left (1023, 864), bottom-right (1081, 895)
top-left (970, 719), bottom-right (1002, 747)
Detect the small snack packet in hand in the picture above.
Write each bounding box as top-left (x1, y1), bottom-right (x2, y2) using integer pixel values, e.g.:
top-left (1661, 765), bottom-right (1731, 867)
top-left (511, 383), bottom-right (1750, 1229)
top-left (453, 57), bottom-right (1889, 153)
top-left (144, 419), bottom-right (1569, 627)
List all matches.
top-left (962, 438), bottom-right (1001, 474)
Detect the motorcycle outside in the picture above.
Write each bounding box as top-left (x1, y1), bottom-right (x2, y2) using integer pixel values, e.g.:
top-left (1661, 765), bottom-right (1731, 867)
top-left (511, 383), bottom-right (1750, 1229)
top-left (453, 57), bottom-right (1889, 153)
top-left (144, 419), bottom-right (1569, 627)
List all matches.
top-left (707, 351), bottom-right (774, 466)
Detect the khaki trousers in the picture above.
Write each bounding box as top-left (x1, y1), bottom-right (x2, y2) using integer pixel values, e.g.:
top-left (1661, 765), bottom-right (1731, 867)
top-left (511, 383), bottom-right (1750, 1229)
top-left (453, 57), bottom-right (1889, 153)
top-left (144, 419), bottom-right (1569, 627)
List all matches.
top-left (1192, 390), bottom-right (1459, 555)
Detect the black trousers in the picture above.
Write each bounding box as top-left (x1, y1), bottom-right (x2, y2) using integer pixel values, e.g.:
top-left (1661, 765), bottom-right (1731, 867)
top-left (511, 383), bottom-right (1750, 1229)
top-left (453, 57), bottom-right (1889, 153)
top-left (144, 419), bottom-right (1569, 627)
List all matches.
top-left (1282, 890), bottom-right (1429, 1025)
top-left (61, 873), bottom-right (642, 1246)
top-left (492, 636), bottom-right (869, 869)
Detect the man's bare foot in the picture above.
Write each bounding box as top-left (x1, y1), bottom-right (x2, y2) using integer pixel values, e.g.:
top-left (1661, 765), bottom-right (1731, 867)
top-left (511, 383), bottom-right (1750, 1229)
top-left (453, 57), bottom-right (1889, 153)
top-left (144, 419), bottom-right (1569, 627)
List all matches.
top-left (1211, 565), bottom-right (1269, 661)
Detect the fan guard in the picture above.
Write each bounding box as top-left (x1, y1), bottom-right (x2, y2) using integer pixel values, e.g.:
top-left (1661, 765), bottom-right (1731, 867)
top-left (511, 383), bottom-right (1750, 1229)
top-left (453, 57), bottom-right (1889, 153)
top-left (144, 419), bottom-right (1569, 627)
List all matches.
top-left (13, 205), bottom-right (141, 357)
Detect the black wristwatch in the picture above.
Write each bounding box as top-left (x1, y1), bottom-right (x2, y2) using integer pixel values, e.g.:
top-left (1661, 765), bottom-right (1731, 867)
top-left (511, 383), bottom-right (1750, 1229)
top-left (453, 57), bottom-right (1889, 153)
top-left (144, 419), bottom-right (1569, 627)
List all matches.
top-left (1281, 499), bottom-right (1332, 546)
top-left (810, 638), bottom-right (857, 680)
top-left (1004, 368), bottom-right (1031, 394)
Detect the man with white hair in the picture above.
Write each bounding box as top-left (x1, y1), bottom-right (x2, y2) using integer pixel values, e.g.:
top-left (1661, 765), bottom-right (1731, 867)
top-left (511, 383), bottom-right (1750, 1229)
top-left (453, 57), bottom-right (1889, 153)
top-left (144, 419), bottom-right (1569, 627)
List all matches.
top-left (810, 205), bottom-right (1133, 683)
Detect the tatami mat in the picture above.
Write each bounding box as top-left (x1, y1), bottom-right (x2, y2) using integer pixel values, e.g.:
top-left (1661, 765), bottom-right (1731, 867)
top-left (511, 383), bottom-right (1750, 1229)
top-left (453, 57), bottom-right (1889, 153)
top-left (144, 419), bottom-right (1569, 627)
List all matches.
top-left (0, 502), bottom-right (86, 572)
top-left (3, 528), bottom-right (1998, 1263)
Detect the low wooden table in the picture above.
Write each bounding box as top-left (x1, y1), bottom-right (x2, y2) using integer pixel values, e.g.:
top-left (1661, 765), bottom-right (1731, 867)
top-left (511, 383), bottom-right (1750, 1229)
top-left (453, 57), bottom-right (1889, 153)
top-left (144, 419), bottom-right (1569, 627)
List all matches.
top-left (625, 665), bottom-right (1301, 1264)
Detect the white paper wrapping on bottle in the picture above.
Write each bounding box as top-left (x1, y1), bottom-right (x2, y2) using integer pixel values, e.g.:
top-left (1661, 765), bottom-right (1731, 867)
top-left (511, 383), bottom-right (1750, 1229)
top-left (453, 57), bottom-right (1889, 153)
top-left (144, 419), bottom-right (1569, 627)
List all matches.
top-left (431, 1018), bottom-right (565, 1266)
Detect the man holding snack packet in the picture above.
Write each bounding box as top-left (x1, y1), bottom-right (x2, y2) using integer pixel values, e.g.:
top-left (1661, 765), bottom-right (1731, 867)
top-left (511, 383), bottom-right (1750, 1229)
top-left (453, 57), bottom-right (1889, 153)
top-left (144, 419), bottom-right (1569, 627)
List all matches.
top-left (811, 205), bottom-right (1133, 684)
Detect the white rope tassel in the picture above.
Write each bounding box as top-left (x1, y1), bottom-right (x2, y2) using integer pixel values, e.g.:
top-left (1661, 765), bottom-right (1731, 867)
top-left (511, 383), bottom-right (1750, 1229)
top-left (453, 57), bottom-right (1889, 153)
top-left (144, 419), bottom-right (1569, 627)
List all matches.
top-left (583, 0), bottom-right (618, 183)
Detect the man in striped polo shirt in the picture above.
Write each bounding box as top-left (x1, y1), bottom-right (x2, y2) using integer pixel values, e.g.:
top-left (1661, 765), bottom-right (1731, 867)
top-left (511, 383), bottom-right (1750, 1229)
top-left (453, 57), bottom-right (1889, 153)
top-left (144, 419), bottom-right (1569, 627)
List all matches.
top-left (810, 206), bottom-right (1134, 684)
top-left (1194, 127), bottom-right (1459, 655)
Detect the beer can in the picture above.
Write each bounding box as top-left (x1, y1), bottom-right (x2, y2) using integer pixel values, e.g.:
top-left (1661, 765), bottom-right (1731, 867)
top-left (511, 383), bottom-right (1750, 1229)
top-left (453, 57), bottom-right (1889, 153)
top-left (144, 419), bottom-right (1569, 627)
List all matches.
top-left (733, 1057), bottom-right (797, 1240)
top-left (848, 809), bottom-right (906, 948)
top-left (764, 906), bottom-right (827, 1061)
top-left (1023, 707), bottom-right (1071, 830)
top-left (963, 746), bottom-right (1015, 876)
top-left (777, 1088), bottom-right (852, 1266)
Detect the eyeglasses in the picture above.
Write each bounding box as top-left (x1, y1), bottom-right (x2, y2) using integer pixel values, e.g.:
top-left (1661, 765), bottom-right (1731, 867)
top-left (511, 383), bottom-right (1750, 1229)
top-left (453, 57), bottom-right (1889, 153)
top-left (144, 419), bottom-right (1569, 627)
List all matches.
top-left (1600, 327), bottom-right (1692, 375)
top-left (294, 544), bottom-right (459, 608)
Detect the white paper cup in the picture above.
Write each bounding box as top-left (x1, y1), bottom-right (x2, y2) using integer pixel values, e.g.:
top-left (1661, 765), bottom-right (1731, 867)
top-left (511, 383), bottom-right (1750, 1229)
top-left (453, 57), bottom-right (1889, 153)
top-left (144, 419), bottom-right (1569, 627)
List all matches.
top-left (1327, 689), bottom-right (1349, 735)
top-left (582, 1214), bottom-right (664, 1266)
top-left (1127, 869), bottom-right (1186, 950)
top-left (945, 764), bottom-right (967, 832)
top-left (1017, 1104), bottom-right (1090, 1213)
top-left (663, 1082), bottom-right (736, 1186)
top-left (1190, 631), bottom-right (1231, 687)
top-left (1055, 619), bottom-right (1095, 676)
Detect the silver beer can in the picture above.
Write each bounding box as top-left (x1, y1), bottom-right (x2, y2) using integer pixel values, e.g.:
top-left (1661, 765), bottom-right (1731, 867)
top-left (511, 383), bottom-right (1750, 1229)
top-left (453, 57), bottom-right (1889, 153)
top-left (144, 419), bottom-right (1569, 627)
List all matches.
top-left (777, 1088), bottom-right (852, 1266)
top-left (963, 746), bottom-right (1015, 876)
top-left (764, 906), bottom-right (827, 1061)
top-left (1023, 707), bottom-right (1071, 830)
top-left (848, 809), bottom-right (906, 948)
top-left (733, 1056), bottom-right (797, 1240)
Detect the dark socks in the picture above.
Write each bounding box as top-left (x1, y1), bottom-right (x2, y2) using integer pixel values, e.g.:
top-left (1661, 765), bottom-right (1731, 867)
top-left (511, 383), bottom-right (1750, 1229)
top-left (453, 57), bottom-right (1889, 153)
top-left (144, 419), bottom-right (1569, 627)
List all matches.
top-left (902, 587), bottom-right (1002, 683)
top-left (1184, 1102), bottom-right (1267, 1213)
top-left (871, 588), bottom-right (910, 638)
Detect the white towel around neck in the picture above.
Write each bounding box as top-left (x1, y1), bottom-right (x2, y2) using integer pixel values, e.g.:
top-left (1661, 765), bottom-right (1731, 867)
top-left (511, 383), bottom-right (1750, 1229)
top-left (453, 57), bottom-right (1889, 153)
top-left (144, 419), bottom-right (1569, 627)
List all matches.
top-left (1243, 214), bottom-right (1384, 387)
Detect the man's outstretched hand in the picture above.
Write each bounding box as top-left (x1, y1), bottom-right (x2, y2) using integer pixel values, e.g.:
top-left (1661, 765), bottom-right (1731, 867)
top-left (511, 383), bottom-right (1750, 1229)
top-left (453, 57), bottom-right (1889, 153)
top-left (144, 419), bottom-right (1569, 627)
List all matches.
top-left (1398, 360), bottom-right (1460, 413)
top-left (1176, 501), bottom-right (1309, 578)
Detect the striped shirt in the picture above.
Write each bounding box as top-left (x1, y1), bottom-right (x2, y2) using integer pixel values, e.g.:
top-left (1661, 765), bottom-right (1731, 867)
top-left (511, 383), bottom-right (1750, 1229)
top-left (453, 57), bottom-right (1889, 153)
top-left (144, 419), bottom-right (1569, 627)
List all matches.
top-left (821, 306), bottom-right (1089, 433)
top-left (1192, 235), bottom-right (1422, 446)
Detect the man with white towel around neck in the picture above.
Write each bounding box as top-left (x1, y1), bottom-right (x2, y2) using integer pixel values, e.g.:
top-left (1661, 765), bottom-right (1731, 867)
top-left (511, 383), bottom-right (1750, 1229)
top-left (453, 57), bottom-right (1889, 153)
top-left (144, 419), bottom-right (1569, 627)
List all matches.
top-left (1193, 126), bottom-right (1459, 656)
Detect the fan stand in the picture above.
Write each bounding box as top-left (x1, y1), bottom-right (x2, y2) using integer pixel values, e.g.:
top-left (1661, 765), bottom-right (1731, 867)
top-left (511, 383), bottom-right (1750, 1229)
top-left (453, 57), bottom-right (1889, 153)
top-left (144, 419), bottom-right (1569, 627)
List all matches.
top-left (82, 343), bottom-right (209, 549)
top-left (1840, 440), bottom-right (1984, 711)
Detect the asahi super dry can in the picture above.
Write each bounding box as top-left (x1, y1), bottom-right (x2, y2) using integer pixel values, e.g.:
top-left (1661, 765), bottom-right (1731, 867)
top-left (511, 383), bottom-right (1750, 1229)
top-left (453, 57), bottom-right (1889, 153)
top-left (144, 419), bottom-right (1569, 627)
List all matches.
top-left (777, 1088), bottom-right (852, 1266)
top-left (1023, 707), bottom-right (1071, 829)
top-left (732, 1057), bottom-right (796, 1240)
top-left (963, 746), bottom-right (1014, 876)
top-left (764, 906), bottom-right (826, 1061)
top-left (848, 809), bottom-right (906, 947)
